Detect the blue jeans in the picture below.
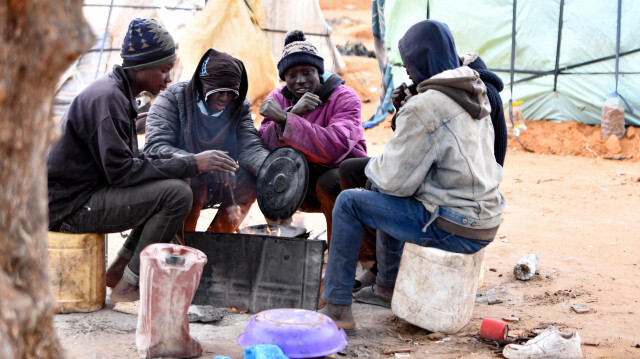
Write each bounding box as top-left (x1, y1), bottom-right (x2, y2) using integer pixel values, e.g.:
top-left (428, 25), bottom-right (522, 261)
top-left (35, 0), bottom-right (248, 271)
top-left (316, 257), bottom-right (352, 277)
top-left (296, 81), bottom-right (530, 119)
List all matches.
top-left (322, 189), bottom-right (488, 306)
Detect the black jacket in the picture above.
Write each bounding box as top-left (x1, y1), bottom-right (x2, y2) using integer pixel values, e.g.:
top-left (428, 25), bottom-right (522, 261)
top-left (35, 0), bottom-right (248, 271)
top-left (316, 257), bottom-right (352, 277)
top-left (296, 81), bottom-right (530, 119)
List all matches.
top-left (143, 78), bottom-right (268, 177)
top-left (47, 66), bottom-right (197, 227)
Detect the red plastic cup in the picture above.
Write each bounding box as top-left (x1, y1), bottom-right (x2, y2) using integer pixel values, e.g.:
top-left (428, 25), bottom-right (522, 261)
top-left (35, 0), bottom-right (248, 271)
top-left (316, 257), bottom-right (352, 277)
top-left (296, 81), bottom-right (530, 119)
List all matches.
top-left (480, 318), bottom-right (509, 341)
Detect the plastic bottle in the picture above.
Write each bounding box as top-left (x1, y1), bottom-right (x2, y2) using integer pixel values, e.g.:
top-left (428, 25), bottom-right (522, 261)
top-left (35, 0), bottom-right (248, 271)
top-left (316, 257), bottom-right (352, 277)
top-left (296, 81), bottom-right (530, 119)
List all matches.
top-left (136, 243), bottom-right (207, 359)
top-left (601, 92), bottom-right (625, 139)
top-left (391, 244), bottom-right (485, 334)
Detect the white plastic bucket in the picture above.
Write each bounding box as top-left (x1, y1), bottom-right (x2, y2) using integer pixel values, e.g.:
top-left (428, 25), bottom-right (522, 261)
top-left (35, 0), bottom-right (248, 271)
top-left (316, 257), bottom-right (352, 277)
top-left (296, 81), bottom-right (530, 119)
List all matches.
top-left (391, 244), bottom-right (485, 333)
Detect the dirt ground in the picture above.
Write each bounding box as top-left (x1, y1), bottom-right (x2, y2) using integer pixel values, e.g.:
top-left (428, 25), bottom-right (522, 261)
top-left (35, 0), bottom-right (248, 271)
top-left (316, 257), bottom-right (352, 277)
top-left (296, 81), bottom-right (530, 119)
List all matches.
top-left (52, 3), bottom-right (640, 359)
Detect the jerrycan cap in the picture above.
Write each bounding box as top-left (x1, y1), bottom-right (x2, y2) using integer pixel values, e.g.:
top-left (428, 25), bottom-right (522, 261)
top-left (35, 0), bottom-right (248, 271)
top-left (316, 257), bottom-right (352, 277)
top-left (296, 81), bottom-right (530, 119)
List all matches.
top-left (165, 254), bottom-right (185, 266)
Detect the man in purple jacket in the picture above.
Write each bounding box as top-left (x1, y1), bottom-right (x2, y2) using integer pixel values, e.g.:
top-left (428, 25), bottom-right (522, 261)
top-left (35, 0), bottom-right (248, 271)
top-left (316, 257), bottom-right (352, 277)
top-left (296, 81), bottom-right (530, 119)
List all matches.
top-left (258, 30), bottom-right (367, 244)
top-left (47, 19), bottom-right (237, 302)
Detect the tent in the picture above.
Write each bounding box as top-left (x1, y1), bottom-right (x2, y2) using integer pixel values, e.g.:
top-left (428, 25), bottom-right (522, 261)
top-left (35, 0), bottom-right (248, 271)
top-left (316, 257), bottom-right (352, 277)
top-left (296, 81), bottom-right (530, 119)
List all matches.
top-left (54, 0), bottom-right (346, 116)
top-left (366, 0), bottom-right (640, 128)
top-left (260, 0), bottom-right (346, 76)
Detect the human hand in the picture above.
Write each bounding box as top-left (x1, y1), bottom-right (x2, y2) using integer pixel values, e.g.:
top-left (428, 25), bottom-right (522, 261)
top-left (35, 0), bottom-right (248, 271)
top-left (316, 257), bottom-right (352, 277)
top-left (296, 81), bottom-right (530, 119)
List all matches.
top-left (259, 98), bottom-right (287, 125)
top-left (291, 92), bottom-right (321, 116)
top-left (213, 171), bottom-right (237, 188)
top-left (194, 150), bottom-right (238, 174)
top-left (391, 83), bottom-right (409, 111)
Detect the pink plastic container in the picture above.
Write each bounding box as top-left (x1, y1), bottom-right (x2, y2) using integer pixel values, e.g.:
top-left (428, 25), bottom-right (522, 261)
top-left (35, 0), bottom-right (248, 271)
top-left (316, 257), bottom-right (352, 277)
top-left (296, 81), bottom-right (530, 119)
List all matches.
top-left (136, 243), bottom-right (207, 359)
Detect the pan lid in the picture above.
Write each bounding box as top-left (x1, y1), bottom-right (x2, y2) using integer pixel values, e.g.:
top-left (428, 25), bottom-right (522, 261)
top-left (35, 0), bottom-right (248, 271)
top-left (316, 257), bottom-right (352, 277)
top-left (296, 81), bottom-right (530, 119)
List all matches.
top-left (256, 146), bottom-right (309, 221)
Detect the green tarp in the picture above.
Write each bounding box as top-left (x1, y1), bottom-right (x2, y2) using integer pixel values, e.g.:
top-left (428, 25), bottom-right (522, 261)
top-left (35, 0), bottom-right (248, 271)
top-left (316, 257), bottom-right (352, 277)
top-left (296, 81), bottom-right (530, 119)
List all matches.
top-left (382, 0), bottom-right (640, 126)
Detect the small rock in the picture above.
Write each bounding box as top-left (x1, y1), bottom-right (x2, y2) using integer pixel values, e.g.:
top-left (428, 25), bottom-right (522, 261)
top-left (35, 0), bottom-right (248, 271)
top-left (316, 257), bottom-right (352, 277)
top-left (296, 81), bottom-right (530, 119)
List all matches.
top-left (426, 332), bottom-right (445, 341)
top-left (570, 304), bottom-right (590, 314)
top-left (603, 134), bottom-right (622, 154)
top-left (187, 305), bottom-right (225, 323)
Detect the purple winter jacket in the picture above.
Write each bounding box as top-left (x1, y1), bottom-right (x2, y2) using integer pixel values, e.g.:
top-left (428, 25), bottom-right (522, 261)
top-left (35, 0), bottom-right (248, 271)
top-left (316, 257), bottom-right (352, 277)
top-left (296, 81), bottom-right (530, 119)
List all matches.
top-left (258, 83), bottom-right (367, 167)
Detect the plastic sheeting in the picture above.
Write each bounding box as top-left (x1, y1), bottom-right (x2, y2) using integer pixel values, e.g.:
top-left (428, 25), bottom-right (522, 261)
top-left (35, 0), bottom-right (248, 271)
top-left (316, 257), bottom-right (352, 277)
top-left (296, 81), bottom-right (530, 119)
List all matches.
top-left (178, 0), bottom-right (280, 104)
top-left (380, 0), bottom-right (640, 126)
top-left (261, 0), bottom-right (346, 76)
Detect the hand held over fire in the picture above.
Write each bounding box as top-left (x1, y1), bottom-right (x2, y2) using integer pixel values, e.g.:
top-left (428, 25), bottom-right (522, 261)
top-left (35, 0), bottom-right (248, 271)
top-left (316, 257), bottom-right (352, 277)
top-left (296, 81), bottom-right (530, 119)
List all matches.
top-left (194, 150), bottom-right (238, 174)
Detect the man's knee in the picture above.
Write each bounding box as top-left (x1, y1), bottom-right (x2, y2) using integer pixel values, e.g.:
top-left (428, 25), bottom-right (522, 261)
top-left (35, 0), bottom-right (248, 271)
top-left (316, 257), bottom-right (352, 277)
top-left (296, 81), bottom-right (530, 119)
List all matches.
top-left (161, 179), bottom-right (193, 215)
top-left (233, 169), bottom-right (257, 205)
top-left (316, 168), bottom-right (340, 201)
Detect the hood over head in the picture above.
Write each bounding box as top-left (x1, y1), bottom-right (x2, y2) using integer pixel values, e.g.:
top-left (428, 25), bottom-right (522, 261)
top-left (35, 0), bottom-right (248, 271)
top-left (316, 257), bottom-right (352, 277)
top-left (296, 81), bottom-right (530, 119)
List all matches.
top-left (398, 20), bottom-right (459, 84)
top-left (193, 48), bottom-right (248, 105)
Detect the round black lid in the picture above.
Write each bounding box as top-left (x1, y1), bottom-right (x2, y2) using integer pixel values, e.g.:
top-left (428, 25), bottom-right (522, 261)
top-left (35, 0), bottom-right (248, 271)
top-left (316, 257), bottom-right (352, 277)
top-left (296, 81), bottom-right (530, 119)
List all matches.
top-left (256, 147), bottom-right (309, 221)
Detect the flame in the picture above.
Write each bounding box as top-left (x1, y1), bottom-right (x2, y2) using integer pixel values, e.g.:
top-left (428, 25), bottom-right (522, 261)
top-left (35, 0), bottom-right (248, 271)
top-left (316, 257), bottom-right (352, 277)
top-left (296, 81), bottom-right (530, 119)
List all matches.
top-left (227, 204), bottom-right (243, 222)
top-left (228, 307), bottom-right (247, 313)
top-left (266, 226), bottom-right (272, 236)
top-left (276, 226), bottom-right (282, 236)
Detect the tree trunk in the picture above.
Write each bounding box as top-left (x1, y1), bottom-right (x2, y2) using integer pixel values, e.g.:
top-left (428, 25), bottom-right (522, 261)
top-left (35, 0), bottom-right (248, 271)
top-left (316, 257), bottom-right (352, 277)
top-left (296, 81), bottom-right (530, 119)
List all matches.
top-left (0, 1), bottom-right (94, 357)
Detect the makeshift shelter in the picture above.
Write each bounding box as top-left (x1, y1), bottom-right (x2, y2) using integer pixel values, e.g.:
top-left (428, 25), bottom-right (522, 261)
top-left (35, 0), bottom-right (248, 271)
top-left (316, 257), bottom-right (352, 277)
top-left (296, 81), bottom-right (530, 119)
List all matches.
top-left (54, 0), bottom-right (348, 116)
top-left (366, 0), bottom-right (640, 128)
top-left (177, 0), bottom-right (280, 103)
top-left (261, 0), bottom-right (346, 76)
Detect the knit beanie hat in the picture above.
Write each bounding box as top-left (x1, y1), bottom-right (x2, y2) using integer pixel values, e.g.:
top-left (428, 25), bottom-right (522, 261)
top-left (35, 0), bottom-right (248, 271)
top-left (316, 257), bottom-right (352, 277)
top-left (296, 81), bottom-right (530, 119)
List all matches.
top-left (121, 18), bottom-right (177, 70)
top-left (277, 30), bottom-right (324, 81)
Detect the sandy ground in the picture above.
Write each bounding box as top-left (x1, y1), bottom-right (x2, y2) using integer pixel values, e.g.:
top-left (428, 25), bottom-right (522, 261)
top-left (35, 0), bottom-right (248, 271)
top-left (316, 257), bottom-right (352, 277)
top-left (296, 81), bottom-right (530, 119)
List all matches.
top-left (52, 3), bottom-right (640, 358)
top-left (53, 146), bottom-right (640, 359)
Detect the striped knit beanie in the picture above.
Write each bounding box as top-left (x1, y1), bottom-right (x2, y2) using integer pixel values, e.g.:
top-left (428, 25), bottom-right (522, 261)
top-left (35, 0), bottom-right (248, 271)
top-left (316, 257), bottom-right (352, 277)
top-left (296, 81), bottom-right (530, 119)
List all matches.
top-left (277, 30), bottom-right (324, 81)
top-left (121, 18), bottom-right (177, 70)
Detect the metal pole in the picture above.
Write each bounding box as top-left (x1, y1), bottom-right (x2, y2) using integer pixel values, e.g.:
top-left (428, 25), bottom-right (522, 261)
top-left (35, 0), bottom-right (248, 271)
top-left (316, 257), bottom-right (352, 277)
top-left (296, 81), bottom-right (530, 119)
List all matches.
top-left (94, 0), bottom-right (115, 79)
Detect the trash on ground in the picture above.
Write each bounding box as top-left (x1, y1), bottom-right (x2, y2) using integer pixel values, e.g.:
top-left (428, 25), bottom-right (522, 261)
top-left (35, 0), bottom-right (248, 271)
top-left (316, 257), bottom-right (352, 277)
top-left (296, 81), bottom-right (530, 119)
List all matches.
top-left (503, 326), bottom-right (582, 359)
top-left (480, 318), bottom-right (509, 341)
top-left (503, 316), bottom-right (520, 322)
top-left (514, 253), bottom-right (539, 281)
top-left (571, 304), bottom-right (591, 314)
top-left (383, 347), bottom-right (416, 354)
top-left (507, 330), bottom-right (526, 338)
top-left (187, 305), bottom-right (225, 323)
top-left (243, 344), bottom-right (288, 359)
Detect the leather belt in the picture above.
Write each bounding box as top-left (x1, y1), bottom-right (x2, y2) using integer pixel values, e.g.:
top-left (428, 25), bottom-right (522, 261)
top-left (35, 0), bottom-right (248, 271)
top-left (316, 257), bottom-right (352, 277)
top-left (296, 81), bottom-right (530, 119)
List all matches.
top-left (435, 217), bottom-right (499, 241)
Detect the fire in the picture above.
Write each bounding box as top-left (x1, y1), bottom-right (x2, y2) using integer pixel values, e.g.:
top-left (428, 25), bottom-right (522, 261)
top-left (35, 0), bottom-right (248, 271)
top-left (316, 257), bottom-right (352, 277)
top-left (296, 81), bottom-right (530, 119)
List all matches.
top-left (264, 225), bottom-right (282, 237)
top-left (228, 307), bottom-right (248, 313)
top-left (227, 204), bottom-right (243, 222)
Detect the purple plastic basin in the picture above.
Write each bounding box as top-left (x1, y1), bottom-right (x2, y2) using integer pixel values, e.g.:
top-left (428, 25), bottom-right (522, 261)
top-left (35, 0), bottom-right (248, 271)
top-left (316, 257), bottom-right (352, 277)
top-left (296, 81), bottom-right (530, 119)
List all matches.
top-left (237, 308), bottom-right (348, 358)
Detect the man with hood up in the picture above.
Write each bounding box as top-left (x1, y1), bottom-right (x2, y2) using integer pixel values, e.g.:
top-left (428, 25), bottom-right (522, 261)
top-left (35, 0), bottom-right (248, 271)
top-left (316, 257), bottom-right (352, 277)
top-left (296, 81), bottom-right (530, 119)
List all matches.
top-left (319, 20), bottom-right (506, 330)
top-left (144, 49), bottom-right (269, 233)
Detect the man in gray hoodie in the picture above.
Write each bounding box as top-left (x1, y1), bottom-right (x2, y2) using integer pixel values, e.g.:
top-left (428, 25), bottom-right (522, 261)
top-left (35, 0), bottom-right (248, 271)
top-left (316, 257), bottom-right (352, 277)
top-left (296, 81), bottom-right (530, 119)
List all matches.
top-left (320, 20), bottom-right (506, 330)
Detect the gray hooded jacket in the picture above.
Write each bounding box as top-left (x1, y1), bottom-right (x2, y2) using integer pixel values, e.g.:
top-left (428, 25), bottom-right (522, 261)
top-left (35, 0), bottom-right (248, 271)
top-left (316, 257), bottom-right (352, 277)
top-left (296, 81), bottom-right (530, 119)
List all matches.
top-left (365, 66), bottom-right (505, 230)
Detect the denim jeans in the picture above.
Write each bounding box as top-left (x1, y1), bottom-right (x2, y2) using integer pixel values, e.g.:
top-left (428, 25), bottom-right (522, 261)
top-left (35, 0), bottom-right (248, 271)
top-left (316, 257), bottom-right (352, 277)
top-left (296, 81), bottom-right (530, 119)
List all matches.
top-left (322, 188), bottom-right (489, 306)
top-left (57, 179), bottom-right (192, 285)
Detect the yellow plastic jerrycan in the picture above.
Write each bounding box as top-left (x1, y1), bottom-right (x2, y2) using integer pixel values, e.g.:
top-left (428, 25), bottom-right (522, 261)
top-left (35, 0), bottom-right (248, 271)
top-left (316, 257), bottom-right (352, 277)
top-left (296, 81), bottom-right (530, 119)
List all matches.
top-left (47, 232), bottom-right (106, 313)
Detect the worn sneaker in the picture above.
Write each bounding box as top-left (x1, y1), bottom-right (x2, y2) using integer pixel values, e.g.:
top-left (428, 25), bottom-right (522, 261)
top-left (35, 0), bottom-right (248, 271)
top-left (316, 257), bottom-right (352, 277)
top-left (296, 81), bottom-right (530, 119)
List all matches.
top-left (503, 326), bottom-right (582, 359)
